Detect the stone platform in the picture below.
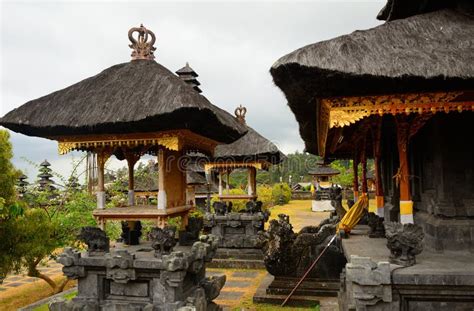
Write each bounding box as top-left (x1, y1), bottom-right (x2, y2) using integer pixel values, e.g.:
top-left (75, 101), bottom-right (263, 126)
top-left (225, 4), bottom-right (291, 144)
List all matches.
top-left (207, 248), bottom-right (264, 269)
top-left (339, 225), bottom-right (474, 310)
top-left (51, 237), bottom-right (226, 311)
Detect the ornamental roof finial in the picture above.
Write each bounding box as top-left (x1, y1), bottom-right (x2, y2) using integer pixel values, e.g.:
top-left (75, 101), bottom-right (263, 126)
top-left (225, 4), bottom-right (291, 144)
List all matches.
top-left (128, 24), bottom-right (156, 61)
top-left (234, 105), bottom-right (247, 124)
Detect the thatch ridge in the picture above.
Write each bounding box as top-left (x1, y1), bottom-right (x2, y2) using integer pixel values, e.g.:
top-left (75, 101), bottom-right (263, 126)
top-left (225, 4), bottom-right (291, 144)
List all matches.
top-left (271, 8), bottom-right (474, 154)
top-left (1, 60), bottom-right (246, 143)
top-left (213, 126), bottom-right (286, 165)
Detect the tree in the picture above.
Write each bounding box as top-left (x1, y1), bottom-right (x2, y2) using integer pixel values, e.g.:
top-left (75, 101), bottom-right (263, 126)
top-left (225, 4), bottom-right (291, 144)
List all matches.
top-left (0, 130), bottom-right (96, 292)
top-left (0, 130), bottom-right (18, 206)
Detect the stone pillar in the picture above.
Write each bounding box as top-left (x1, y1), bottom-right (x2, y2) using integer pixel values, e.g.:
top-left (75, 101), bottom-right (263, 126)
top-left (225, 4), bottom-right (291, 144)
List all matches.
top-left (157, 149), bottom-right (167, 210)
top-left (395, 117), bottom-right (413, 224)
top-left (218, 171), bottom-right (223, 196)
top-left (247, 167), bottom-right (256, 196)
top-left (96, 151), bottom-right (109, 209)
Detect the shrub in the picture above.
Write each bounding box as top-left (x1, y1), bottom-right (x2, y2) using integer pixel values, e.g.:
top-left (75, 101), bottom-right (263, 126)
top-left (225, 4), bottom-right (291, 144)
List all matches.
top-left (257, 185), bottom-right (273, 209)
top-left (210, 188), bottom-right (247, 212)
top-left (272, 183), bottom-right (292, 205)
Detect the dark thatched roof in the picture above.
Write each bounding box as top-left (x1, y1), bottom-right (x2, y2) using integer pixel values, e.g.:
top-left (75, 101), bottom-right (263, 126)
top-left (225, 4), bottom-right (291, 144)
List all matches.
top-left (187, 170), bottom-right (207, 185)
top-left (377, 0), bottom-right (471, 21)
top-left (270, 6), bottom-right (474, 155)
top-left (213, 126), bottom-right (286, 165)
top-left (0, 60), bottom-right (247, 144)
top-left (308, 165), bottom-right (340, 176)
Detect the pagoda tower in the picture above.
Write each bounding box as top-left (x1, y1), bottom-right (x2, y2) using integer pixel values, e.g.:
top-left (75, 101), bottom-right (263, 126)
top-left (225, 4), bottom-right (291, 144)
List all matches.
top-left (37, 160), bottom-right (55, 191)
top-left (176, 62), bottom-right (202, 93)
top-left (17, 174), bottom-right (29, 196)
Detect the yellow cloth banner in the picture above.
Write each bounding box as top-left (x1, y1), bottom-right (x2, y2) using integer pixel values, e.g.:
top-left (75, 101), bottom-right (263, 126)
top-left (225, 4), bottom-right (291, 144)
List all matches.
top-left (337, 194), bottom-right (369, 234)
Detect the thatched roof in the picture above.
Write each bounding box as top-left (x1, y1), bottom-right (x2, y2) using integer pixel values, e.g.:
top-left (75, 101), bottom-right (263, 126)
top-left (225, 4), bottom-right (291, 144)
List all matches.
top-left (308, 165), bottom-right (340, 176)
top-left (271, 5), bottom-right (474, 154)
top-left (1, 60), bottom-right (246, 144)
top-left (187, 170), bottom-right (207, 185)
top-left (213, 126), bottom-right (286, 165)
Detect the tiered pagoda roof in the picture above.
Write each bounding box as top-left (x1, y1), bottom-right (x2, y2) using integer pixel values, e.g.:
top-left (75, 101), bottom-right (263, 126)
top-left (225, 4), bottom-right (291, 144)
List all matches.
top-left (176, 62), bottom-right (202, 93)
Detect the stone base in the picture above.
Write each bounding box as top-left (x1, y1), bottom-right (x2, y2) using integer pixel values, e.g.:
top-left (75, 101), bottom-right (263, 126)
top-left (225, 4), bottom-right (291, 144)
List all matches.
top-left (415, 211), bottom-right (474, 253)
top-left (207, 248), bottom-right (264, 269)
top-left (253, 273), bottom-right (321, 308)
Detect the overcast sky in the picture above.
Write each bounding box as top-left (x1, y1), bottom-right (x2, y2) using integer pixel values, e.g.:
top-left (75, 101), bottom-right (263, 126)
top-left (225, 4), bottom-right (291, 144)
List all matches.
top-left (0, 0), bottom-right (383, 183)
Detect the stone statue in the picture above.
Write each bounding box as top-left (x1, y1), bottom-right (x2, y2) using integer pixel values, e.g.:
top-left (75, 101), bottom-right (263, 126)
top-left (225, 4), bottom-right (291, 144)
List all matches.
top-left (149, 226), bottom-right (177, 257)
top-left (259, 214), bottom-right (346, 279)
top-left (120, 220), bottom-right (142, 245)
top-left (213, 201), bottom-right (228, 216)
top-left (367, 212), bottom-right (385, 238)
top-left (179, 217), bottom-right (204, 246)
top-left (77, 227), bottom-right (109, 255)
top-left (329, 186), bottom-right (345, 218)
top-left (384, 222), bottom-right (424, 266)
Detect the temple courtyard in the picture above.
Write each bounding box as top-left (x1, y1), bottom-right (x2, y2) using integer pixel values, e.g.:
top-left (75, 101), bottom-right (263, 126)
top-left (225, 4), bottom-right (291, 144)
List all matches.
top-left (0, 201), bottom-right (329, 311)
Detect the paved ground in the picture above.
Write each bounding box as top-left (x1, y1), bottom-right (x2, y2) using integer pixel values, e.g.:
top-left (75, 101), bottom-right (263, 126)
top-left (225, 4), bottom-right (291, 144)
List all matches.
top-left (0, 261), bottom-right (64, 293)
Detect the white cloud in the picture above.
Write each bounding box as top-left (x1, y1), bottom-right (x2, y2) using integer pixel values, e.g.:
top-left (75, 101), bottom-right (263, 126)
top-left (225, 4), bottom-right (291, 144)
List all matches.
top-left (1, 1), bottom-right (383, 179)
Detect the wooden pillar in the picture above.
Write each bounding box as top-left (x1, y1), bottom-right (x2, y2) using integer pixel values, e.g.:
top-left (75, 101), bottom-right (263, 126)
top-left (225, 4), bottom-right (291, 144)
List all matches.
top-left (372, 119), bottom-right (385, 217)
top-left (218, 171), bottom-right (223, 196)
top-left (96, 151), bottom-right (109, 209)
top-left (395, 116), bottom-right (413, 224)
top-left (157, 149), bottom-right (167, 210)
top-left (226, 170), bottom-right (230, 194)
top-left (361, 140), bottom-right (368, 196)
top-left (352, 150), bottom-right (360, 202)
top-left (125, 152), bottom-right (139, 206)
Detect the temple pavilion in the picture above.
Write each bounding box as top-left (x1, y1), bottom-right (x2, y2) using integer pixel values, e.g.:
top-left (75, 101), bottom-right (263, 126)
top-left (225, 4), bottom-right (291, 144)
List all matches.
top-left (0, 24), bottom-right (247, 229)
top-left (271, 0), bottom-right (473, 308)
top-left (205, 106), bottom-right (285, 201)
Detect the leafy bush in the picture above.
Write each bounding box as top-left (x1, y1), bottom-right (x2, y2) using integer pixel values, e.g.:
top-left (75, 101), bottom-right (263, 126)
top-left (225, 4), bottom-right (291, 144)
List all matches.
top-left (210, 188), bottom-right (247, 212)
top-left (257, 185), bottom-right (273, 209)
top-left (272, 183), bottom-right (292, 205)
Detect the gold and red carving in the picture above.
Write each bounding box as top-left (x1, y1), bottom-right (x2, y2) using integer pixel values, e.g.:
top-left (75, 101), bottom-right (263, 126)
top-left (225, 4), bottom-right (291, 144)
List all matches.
top-left (53, 130), bottom-right (217, 155)
top-left (323, 91), bottom-right (471, 129)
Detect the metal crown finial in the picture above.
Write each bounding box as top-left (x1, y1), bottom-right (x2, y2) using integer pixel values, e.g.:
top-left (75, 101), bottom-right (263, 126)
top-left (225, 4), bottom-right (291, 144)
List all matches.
top-left (234, 105), bottom-right (247, 124)
top-left (128, 24), bottom-right (156, 61)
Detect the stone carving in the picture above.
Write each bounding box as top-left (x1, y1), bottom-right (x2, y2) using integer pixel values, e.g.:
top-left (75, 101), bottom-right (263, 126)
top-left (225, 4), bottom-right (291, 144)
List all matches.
top-left (330, 186), bottom-right (346, 217)
top-left (384, 222), bottom-right (424, 266)
top-left (367, 212), bottom-right (385, 238)
top-left (128, 24), bottom-right (156, 61)
top-left (149, 226), bottom-right (177, 257)
top-left (339, 256), bottom-right (393, 310)
top-left (213, 201), bottom-right (228, 216)
top-left (204, 205), bottom-right (268, 249)
top-left (259, 214), bottom-right (346, 278)
top-left (52, 234), bottom-right (224, 310)
top-left (77, 226), bottom-right (109, 255)
top-left (120, 220), bottom-right (142, 245)
top-left (57, 247), bottom-right (85, 279)
top-left (179, 217), bottom-right (204, 246)
top-left (106, 250), bottom-right (136, 283)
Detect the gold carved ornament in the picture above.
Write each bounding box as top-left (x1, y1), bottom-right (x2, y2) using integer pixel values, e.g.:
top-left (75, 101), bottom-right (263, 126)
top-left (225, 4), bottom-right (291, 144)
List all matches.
top-left (57, 136), bottom-right (180, 155)
top-left (325, 92), bottom-right (472, 129)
